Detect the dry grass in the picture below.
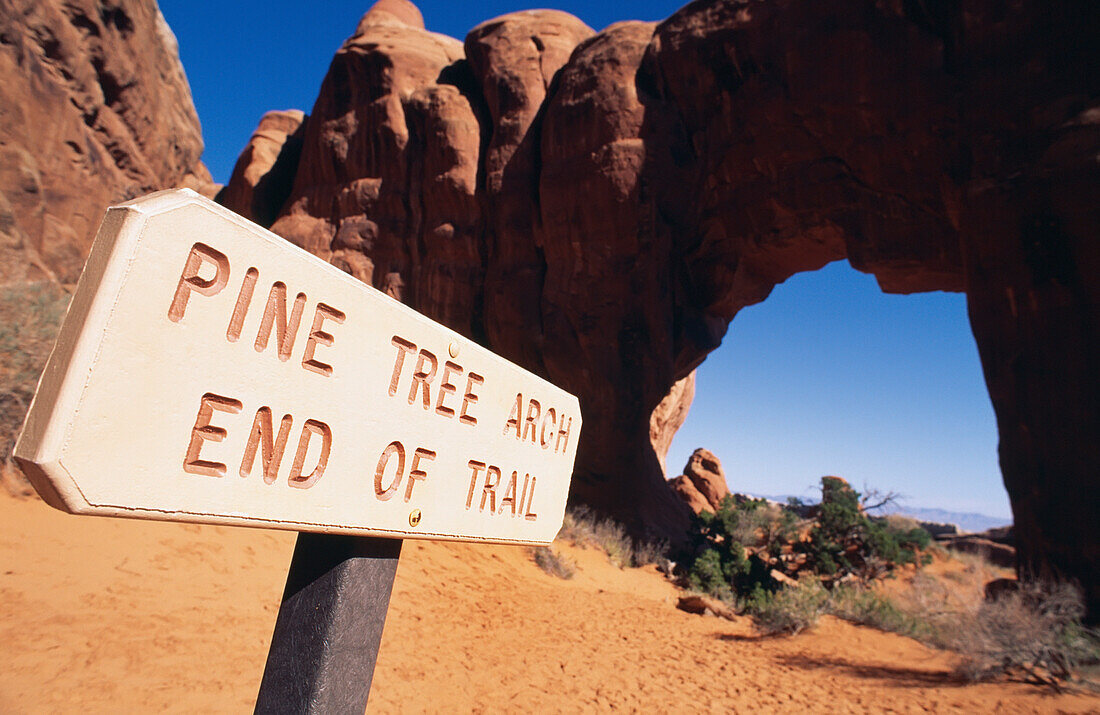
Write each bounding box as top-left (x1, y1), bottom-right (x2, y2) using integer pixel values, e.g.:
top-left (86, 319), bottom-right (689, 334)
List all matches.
top-left (743, 550), bottom-right (1100, 692)
top-left (0, 281), bottom-right (68, 494)
top-left (950, 581), bottom-right (1100, 691)
top-left (557, 506), bottom-right (666, 568)
top-left (531, 547), bottom-right (576, 580)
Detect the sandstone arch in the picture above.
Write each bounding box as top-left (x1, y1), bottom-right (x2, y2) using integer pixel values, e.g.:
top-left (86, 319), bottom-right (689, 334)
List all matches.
top-left (222, 0), bottom-right (1100, 618)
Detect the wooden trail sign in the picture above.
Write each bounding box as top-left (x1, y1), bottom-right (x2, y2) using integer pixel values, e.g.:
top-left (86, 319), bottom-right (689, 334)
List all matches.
top-left (14, 189), bottom-right (580, 545)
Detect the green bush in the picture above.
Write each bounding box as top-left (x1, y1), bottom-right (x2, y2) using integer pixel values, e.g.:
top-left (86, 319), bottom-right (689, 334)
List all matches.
top-left (679, 478), bottom-right (934, 607)
top-left (745, 579), bottom-right (829, 635)
top-left (802, 477), bottom-right (933, 579)
top-left (683, 496), bottom-right (780, 601)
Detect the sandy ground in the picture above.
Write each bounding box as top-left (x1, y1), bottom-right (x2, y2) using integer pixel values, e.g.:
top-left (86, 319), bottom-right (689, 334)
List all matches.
top-left (1, 493), bottom-right (1097, 713)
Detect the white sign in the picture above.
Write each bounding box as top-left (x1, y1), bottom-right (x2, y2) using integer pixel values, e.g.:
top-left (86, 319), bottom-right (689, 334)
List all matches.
top-left (15, 190), bottom-right (580, 545)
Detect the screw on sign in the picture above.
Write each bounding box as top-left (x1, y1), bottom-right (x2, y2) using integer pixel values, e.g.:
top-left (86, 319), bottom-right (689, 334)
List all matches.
top-left (14, 189), bottom-right (582, 713)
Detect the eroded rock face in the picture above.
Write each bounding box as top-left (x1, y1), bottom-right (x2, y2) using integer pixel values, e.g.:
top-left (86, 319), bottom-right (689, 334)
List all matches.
top-left (650, 371), bottom-right (695, 476)
top-left (668, 448), bottom-right (731, 515)
top-left (217, 110), bottom-right (305, 229)
top-left (223, 0), bottom-right (1100, 616)
top-left (0, 0), bottom-right (212, 284)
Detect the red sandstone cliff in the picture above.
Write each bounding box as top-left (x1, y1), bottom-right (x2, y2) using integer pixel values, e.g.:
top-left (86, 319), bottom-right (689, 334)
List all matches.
top-left (220, 0), bottom-right (1099, 618)
top-left (1, 0), bottom-right (1096, 620)
top-left (0, 0), bottom-right (213, 285)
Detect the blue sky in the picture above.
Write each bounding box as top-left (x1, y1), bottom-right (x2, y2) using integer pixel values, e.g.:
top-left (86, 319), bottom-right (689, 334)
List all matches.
top-left (158, 0), bottom-right (1010, 520)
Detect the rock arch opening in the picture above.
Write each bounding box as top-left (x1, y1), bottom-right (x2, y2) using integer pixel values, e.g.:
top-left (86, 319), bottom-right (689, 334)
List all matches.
top-left (662, 260), bottom-right (1007, 525)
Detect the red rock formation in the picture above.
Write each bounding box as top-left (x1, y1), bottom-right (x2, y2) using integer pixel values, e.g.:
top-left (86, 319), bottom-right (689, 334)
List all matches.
top-left (466, 11), bottom-right (594, 371)
top-left (650, 371), bottom-right (696, 476)
top-left (0, 0), bottom-right (212, 284)
top-left (217, 110), bottom-right (305, 229)
top-left (668, 475), bottom-right (711, 516)
top-left (267, 1), bottom-right (486, 336)
top-left (669, 448), bottom-right (731, 515)
top-left (222, 0), bottom-right (1099, 616)
top-left (941, 536), bottom-right (1017, 570)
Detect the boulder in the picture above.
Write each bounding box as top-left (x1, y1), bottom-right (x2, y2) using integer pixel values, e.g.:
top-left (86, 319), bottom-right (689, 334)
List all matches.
top-left (667, 474), bottom-right (710, 516)
top-left (681, 449), bottom-right (731, 512)
top-left (917, 521), bottom-right (960, 539)
top-left (676, 594), bottom-right (736, 621)
top-left (983, 578), bottom-right (1019, 602)
top-left (667, 448), bottom-right (732, 515)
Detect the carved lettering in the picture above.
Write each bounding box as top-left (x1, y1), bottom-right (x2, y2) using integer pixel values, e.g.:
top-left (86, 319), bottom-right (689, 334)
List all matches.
top-left (374, 440), bottom-right (406, 501)
top-left (302, 303), bottom-right (346, 377)
top-left (466, 460), bottom-right (486, 510)
top-left (254, 282), bottom-right (307, 361)
top-left (519, 473), bottom-right (531, 514)
top-left (480, 465), bottom-right (501, 513)
top-left (168, 243), bottom-right (229, 323)
top-left (288, 419), bottom-right (331, 489)
top-left (408, 349), bottom-right (438, 409)
top-left (524, 476), bottom-right (538, 521)
top-left (540, 408), bottom-right (557, 449)
top-left (240, 407), bottom-right (293, 484)
top-left (406, 447), bottom-right (435, 502)
top-left (183, 392), bottom-right (242, 477)
top-left (435, 361), bottom-right (462, 418)
top-left (459, 373), bottom-right (483, 426)
top-left (226, 266), bottom-right (258, 342)
top-left (467, 462), bottom-right (543, 520)
top-left (389, 336), bottom-right (416, 396)
top-left (499, 470), bottom-right (518, 516)
top-left (556, 416), bottom-right (573, 454)
top-left (504, 393), bottom-right (522, 438)
top-left (522, 399), bottom-right (541, 443)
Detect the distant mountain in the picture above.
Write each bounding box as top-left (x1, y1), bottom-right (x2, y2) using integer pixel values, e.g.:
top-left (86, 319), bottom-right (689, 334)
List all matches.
top-left (754, 494), bottom-right (1011, 534)
top-left (879, 506), bottom-right (1011, 534)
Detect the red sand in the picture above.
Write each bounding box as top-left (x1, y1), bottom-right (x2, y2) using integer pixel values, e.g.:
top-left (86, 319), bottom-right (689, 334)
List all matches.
top-left (1, 494), bottom-right (1097, 712)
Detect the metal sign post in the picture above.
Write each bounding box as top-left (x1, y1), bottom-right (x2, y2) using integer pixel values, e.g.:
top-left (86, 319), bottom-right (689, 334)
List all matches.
top-left (255, 534), bottom-right (401, 713)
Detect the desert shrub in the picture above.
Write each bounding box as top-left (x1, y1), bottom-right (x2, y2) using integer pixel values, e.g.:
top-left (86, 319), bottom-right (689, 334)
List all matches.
top-left (681, 480), bottom-right (934, 603)
top-left (827, 584), bottom-right (946, 645)
top-left (825, 574), bottom-right (1100, 690)
top-left (683, 496), bottom-right (781, 601)
top-left (0, 282), bottom-right (69, 467)
top-left (803, 477), bottom-right (932, 579)
top-left (745, 578), bottom-right (829, 635)
top-left (686, 546), bottom-right (742, 602)
top-left (630, 537), bottom-right (670, 567)
top-left (951, 581), bottom-right (1100, 690)
top-left (556, 506), bottom-right (594, 543)
top-left (593, 518), bottom-right (634, 568)
top-left (531, 547), bottom-right (576, 579)
top-left (556, 505), bottom-right (664, 568)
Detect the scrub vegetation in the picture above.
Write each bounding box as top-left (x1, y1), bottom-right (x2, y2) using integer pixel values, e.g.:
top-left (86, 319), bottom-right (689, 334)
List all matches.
top-left (0, 282), bottom-right (69, 493)
top-left (674, 476), bottom-right (1099, 691)
top-left (555, 505), bottom-right (667, 569)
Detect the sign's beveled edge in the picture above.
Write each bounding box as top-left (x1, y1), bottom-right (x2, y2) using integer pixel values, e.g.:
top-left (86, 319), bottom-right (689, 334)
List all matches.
top-left (34, 500), bottom-right (557, 546)
top-left (14, 189), bottom-right (582, 544)
top-left (14, 202), bottom-right (152, 513)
